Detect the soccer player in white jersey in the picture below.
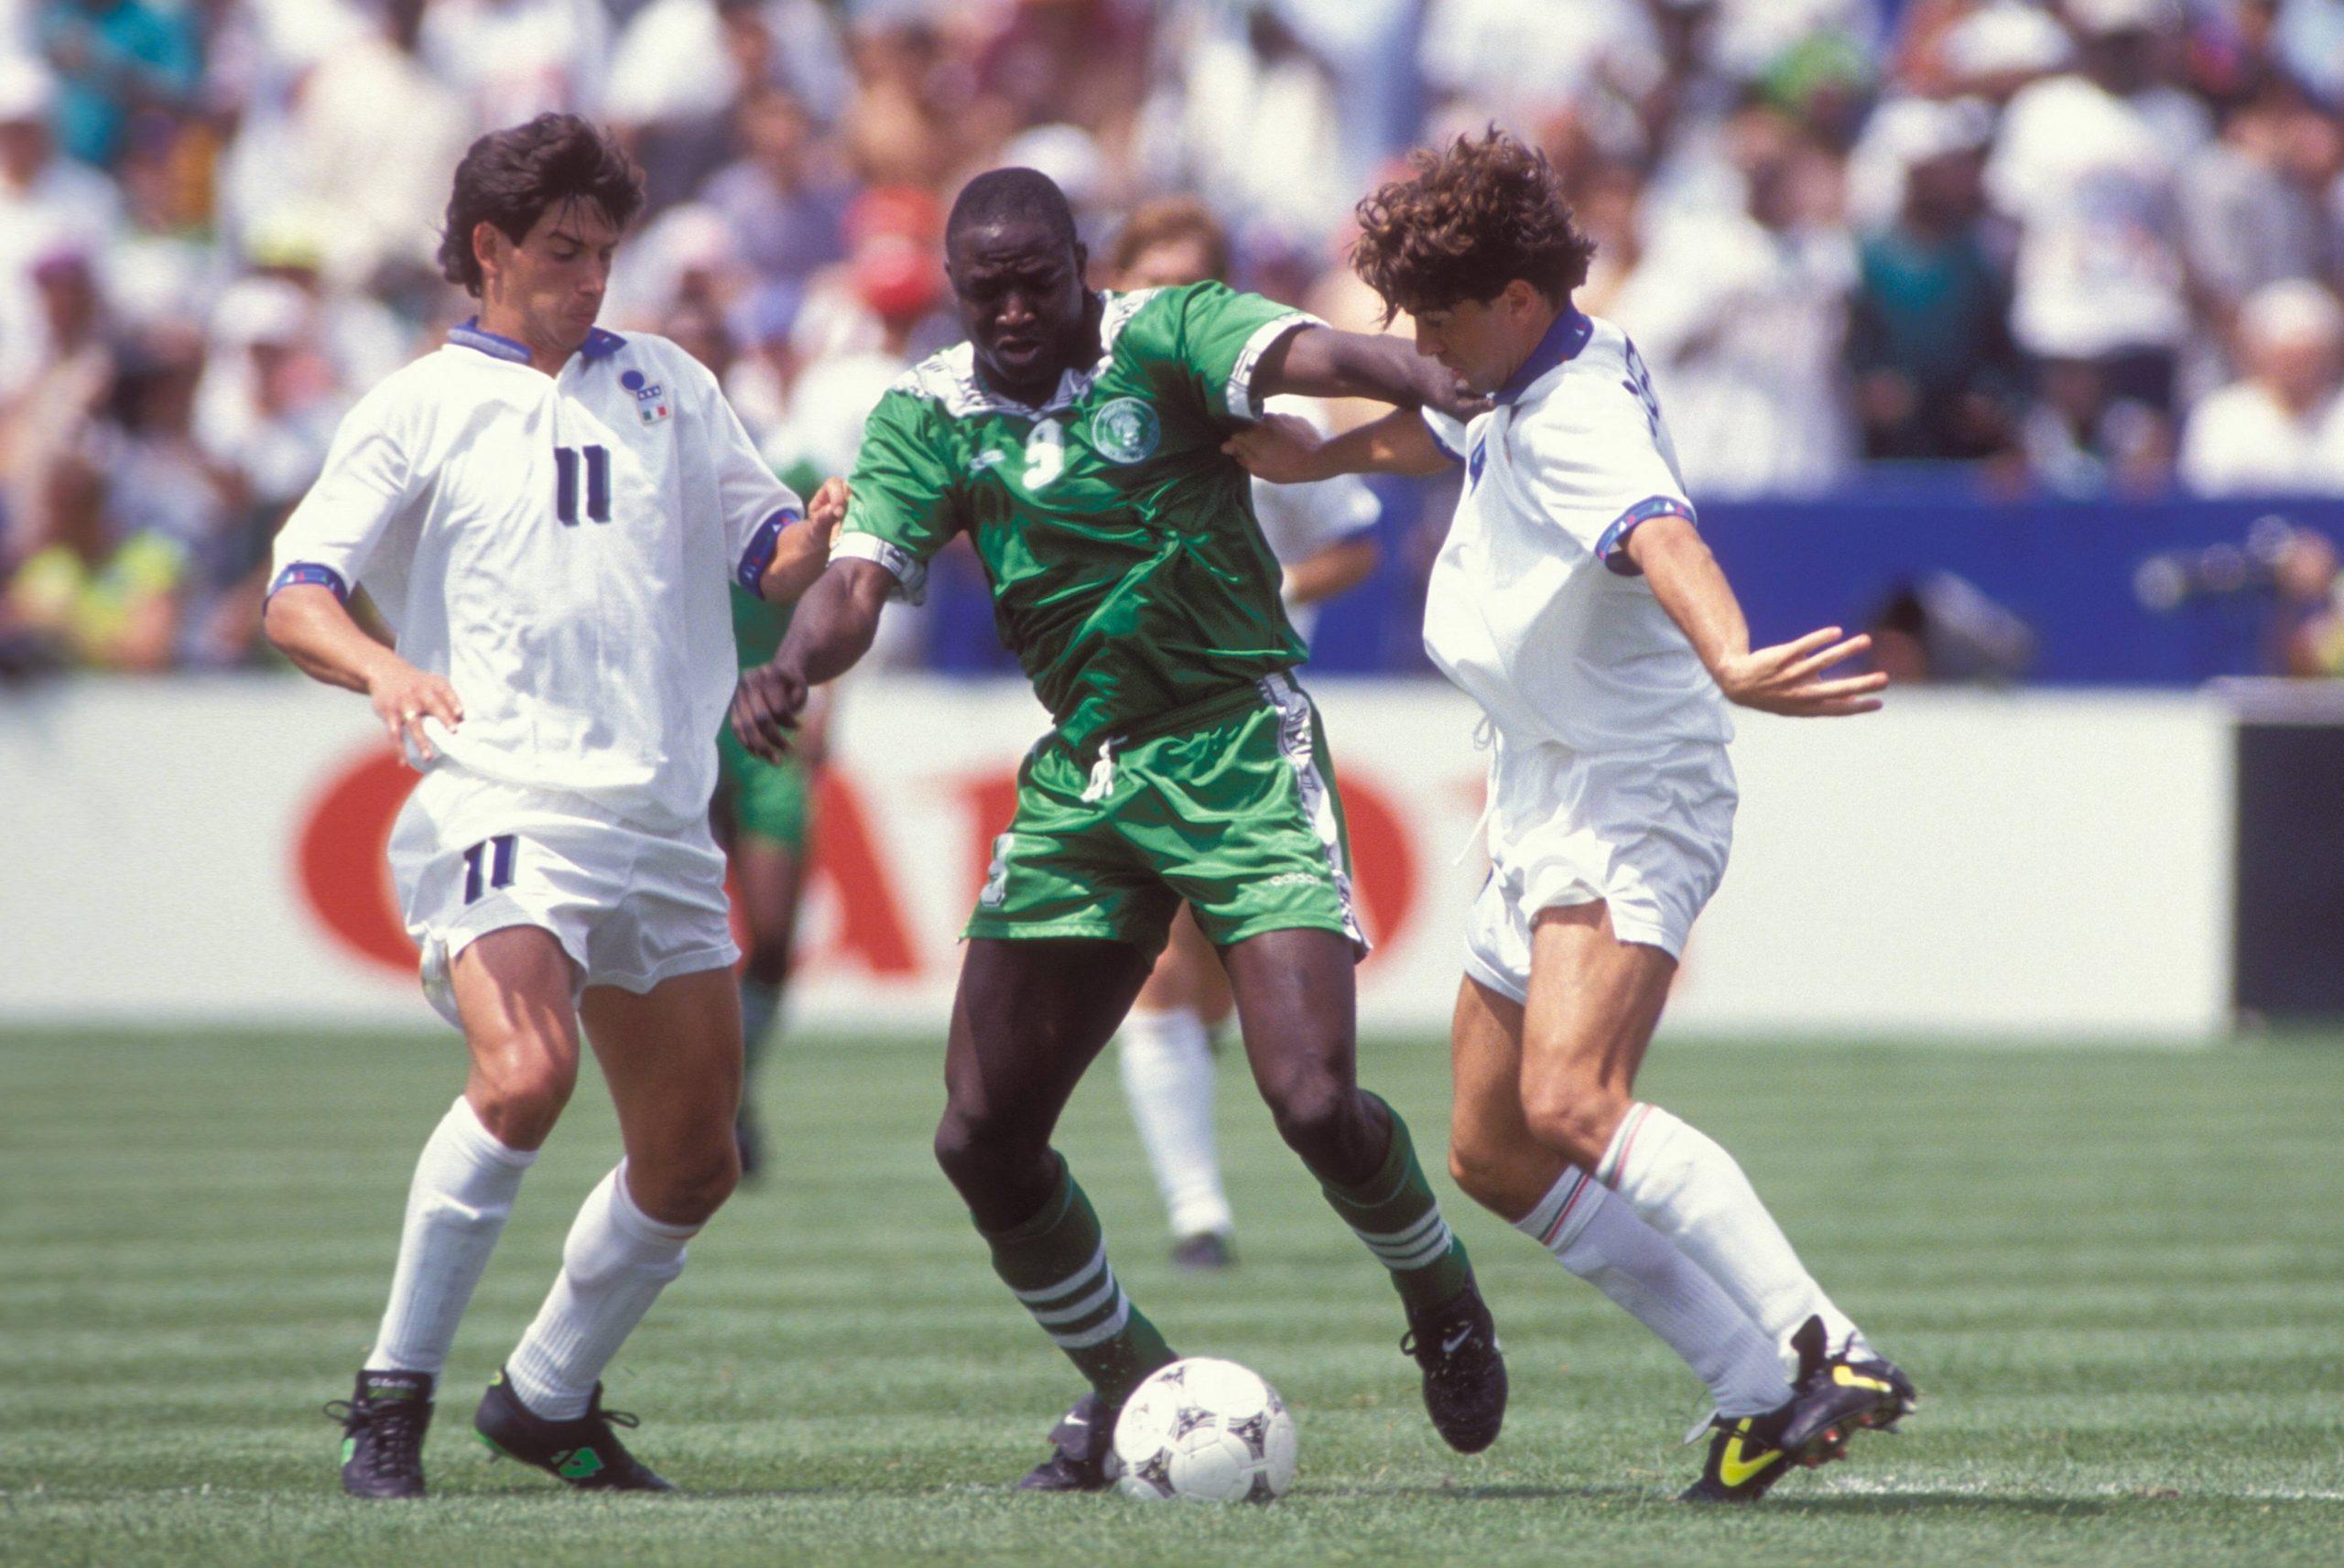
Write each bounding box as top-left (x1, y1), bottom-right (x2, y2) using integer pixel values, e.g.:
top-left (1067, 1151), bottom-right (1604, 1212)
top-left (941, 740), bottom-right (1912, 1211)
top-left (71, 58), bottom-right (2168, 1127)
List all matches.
top-left (1229, 130), bottom-right (1918, 1503)
top-left (264, 115), bottom-right (839, 1499)
top-left (1105, 198), bottom-right (1384, 1271)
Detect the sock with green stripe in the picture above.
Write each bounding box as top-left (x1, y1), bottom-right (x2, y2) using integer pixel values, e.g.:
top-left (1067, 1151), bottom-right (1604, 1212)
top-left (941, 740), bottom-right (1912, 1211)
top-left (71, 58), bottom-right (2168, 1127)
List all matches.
top-left (980, 1158), bottom-right (1176, 1407)
top-left (1318, 1096), bottom-right (1475, 1314)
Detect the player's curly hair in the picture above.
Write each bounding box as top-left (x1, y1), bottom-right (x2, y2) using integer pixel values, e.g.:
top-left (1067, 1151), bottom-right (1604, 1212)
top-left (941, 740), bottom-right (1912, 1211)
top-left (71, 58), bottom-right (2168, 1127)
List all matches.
top-left (438, 114), bottom-right (646, 298)
top-left (1350, 130), bottom-right (1596, 320)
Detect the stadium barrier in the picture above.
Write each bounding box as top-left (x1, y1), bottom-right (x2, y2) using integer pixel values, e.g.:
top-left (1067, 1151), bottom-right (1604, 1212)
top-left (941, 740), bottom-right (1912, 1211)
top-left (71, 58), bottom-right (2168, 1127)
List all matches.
top-left (0, 675), bottom-right (2243, 1038)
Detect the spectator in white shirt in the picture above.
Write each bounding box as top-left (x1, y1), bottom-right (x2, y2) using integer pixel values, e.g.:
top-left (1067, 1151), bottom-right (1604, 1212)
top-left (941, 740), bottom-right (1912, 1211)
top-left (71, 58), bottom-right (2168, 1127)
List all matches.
top-left (1986, 0), bottom-right (2201, 405)
top-left (1614, 103), bottom-right (1859, 496)
top-left (2179, 279), bottom-right (2344, 495)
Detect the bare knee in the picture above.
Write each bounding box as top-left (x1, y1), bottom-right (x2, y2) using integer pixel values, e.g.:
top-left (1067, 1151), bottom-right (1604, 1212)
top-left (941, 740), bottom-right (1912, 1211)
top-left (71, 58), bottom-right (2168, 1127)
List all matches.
top-left (1261, 1068), bottom-right (1379, 1183)
top-left (932, 1103), bottom-right (1035, 1195)
top-left (628, 1142), bottom-right (740, 1227)
top-left (933, 1104), bottom-right (1059, 1231)
top-left (1448, 1133), bottom-right (1546, 1219)
top-left (1520, 1085), bottom-right (1629, 1173)
top-left (466, 1050), bottom-right (575, 1150)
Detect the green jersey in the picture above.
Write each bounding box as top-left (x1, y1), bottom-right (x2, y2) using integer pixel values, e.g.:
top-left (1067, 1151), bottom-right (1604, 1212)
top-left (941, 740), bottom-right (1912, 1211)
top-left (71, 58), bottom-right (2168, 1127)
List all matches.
top-left (836, 282), bottom-right (1315, 752)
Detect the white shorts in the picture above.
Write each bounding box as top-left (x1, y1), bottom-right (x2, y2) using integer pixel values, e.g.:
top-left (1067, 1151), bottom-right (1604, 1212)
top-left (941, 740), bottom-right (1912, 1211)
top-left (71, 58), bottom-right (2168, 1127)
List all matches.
top-left (1462, 738), bottom-right (1735, 1004)
top-left (388, 766), bottom-right (739, 1028)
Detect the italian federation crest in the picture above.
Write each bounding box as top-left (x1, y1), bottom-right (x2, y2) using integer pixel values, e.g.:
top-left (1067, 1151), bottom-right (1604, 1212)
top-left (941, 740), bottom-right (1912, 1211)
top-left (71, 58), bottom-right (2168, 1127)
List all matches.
top-left (1091, 396), bottom-right (1161, 464)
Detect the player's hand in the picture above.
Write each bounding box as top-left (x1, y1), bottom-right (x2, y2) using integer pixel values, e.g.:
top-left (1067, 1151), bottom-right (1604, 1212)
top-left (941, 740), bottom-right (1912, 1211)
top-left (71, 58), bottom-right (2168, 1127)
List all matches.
top-left (808, 475), bottom-right (851, 548)
top-left (1223, 414), bottom-right (1331, 484)
top-left (1714, 627), bottom-right (1888, 717)
top-left (731, 658), bottom-right (808, 761)
top-left (1414, 359), bottom-right (1491, 423)
top-left (367, 660), bottom-right (464, 762)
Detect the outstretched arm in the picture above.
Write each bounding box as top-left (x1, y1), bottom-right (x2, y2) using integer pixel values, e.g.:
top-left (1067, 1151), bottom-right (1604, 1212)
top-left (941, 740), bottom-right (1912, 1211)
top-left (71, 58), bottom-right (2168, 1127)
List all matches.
top-left (1225, 408), bottom-right (1452, 481)
top-left (1253, 326), bottom-right (1487, 422)
top-left (730, 557), bottom-right (895, 760)
top-left (1627, 515), bottom-right (1887, 717)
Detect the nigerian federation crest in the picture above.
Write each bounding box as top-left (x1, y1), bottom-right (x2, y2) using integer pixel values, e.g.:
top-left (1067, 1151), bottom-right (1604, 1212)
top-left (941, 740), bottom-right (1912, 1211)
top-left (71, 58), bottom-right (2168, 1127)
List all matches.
top-left (1090, 396), bottom-right (1161, 464)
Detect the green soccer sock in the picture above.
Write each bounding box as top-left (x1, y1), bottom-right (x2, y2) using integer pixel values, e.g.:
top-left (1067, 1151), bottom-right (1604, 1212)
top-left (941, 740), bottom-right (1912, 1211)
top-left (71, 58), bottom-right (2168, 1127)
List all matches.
top-left (1319, 1095), bottom-right (1476, 1314)
top-left (739, 979), bottom-right (780, 1083)
top-left (979, 1157), bottom-right (1176, 1407)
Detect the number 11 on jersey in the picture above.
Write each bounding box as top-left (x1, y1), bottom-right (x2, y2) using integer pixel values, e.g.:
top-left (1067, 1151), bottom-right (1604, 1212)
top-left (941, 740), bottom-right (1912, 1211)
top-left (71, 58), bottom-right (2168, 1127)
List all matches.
top-left (554, 445), bottom-right (612, 525)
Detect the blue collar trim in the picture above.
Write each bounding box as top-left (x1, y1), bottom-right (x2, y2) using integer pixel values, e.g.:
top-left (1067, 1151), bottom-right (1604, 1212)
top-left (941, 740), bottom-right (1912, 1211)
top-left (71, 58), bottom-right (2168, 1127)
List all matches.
top-left (1493, 307), bottom-right (1592, 406)
top-left (448, 319), bottom-right (628, 365)
top-left (449, 318), bottom-right (532, 363)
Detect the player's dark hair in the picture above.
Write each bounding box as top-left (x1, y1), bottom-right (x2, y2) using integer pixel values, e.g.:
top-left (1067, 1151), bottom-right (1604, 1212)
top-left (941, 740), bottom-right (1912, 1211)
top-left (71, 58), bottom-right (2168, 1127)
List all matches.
top-left (1111, 196), bottom-right (1231, 286)
top-left (1349, 129), bottom-right (1596, 321)
top-left (946, 167), bottom-right (1080, 256)
top-left (438, 114), bottom-right (646, 297)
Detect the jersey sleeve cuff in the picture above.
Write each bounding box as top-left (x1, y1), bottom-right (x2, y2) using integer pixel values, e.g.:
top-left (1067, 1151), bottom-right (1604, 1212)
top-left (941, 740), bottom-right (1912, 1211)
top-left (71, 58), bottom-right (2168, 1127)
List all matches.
top-left (266, 561), bottom-right (351, 604)
top-left (1224, 312), bottom-right (1323, 422)
top-left (1421, 408), bottom-right (1467, 464)
top-left (832, 530), bottom-right (928, 605)
top-left (1596, 496), bottom-right (1696, 576)
top-left (734, 508), bottom-right (802, 599)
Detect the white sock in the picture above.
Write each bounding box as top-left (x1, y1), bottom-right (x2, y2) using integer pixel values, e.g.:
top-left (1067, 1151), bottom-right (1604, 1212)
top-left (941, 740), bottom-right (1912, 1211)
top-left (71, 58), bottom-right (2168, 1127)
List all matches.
top-left (1116, 1004), bottom-right (1234, 1239)
top-left (505, 1162), bottom-right (698, 1420)
top-left (1599, 1103), bottom-right (1863, 1359)
top-left (1515, 1167), bottom-right (1791, 1416)
top-left (365, 1096), bottom-right (537, 1375)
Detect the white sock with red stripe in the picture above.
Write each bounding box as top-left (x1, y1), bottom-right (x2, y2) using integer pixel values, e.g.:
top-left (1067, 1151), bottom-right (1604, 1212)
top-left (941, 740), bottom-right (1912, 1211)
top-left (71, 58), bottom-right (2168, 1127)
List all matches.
top-left (1514, 1167), bottom-right (1791, 1417)
top-left (364, 1096), bottom-right (536, 1375)
top-left (1116, 1004), bottom-right (1234, 1241)
top-left (1598, 1103), bottom-right (1865, 1359)
top-left (505, 1162), bottom-right (698, 1420)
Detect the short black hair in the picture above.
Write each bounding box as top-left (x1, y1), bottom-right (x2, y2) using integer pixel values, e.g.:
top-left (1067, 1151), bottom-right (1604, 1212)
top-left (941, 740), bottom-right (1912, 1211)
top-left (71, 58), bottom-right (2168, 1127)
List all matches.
top-left (438, 114), bottom-right (645, 297)
top-left (946, 167), bottom-right (1079, 254)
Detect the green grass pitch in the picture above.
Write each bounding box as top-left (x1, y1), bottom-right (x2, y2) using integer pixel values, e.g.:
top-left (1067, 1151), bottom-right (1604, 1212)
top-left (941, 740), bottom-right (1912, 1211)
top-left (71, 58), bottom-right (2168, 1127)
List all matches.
top-left (4, 1024), bottom-right (2340, 1567)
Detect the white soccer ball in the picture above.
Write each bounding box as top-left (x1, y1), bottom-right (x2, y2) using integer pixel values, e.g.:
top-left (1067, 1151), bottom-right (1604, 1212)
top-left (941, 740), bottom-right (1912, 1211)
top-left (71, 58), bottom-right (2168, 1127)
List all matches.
top-left (1112, 1357), bottom-right (1298, 1504)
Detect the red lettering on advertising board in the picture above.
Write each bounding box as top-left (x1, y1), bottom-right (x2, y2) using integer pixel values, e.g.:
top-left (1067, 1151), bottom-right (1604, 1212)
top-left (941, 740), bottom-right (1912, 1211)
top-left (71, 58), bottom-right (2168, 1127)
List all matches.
top-left (297, 749), bottom-right (422, 974)
top-left (801, 769), bottom-right (918, 975)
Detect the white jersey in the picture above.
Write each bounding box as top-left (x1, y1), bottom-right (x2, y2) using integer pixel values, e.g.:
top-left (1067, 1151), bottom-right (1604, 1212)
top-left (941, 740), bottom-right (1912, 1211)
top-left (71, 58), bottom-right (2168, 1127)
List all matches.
top-left (1421, 309), bottom-right (1729, 754)
top-left (1250, 395), bottom-right (1381, 647)
top-left (271, 321), bottom-right (805, 831)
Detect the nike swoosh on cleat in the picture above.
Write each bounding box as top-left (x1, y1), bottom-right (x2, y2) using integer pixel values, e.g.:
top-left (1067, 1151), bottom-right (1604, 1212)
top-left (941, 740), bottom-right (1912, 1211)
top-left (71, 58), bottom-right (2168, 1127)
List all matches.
top-left (1441, 1327), bottom-right (1474, 1356)
top-left (1719, 1434), bottom-right (1778, 1488)
top-left (1062, 1416), bottom-right (1087, 1427)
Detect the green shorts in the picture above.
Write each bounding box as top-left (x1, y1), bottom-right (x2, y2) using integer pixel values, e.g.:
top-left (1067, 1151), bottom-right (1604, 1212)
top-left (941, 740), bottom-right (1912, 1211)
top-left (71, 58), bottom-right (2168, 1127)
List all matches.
top-left (715, 726), bottom-right (814, 852)
top-left (965, 672), bottom-right (1367, 958)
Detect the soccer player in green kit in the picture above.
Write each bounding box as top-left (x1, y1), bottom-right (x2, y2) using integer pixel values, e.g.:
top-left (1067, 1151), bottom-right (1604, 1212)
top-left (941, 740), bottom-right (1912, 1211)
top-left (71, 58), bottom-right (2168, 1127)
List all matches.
top-left (732, 168), bottom-right (1506, 1489)
top-left (712, 577), bottom-right (827, 1179)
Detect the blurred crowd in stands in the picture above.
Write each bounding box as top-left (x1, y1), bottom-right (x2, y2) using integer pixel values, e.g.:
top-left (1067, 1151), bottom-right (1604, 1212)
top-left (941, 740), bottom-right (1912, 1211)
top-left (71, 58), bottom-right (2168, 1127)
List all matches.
top-left (2, 0), bottom-right (2342, 677)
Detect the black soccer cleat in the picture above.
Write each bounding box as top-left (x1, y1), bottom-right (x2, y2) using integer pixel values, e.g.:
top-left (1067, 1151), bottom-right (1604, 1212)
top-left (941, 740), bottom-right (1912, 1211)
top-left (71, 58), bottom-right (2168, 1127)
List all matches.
top-left (1170, 1231), bottom-right (1234, 1271)
top-left (472, 1368), bottom-right (674, 1492)
top-left (325, 1368), bottom-right (433, 1498)
top-left (1682, 1317), bottom-right (1897, 1504)
top-left (1805, 1322), bottom-right (1919, 1437)
top-left (1773, 1314), bottom-right (1892, 1459)
top-left (1679, 1404), bottom-right (1804, 1504)
top-left (1400, 1282), bottom-right (1508, 1454)
top-left (1015, 1390), bottom-right (1121, 1492)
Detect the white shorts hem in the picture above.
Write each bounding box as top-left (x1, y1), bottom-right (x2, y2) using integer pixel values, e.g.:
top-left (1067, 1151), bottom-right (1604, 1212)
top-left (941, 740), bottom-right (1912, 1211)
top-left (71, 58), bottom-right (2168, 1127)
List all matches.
top-left (1460, 943), bottom-right (1530, 1006)
top-left (587, 942), bottom-right (743, 998)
